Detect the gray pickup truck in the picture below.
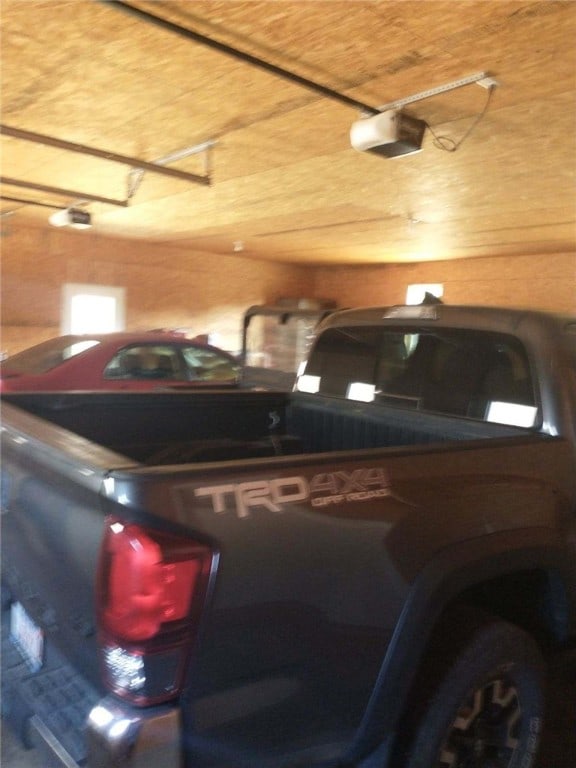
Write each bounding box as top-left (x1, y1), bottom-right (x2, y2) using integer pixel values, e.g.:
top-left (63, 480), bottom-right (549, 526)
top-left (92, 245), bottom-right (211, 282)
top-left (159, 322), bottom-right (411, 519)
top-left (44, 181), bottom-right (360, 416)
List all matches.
top-left (2, 304), bottom-right (575, 768)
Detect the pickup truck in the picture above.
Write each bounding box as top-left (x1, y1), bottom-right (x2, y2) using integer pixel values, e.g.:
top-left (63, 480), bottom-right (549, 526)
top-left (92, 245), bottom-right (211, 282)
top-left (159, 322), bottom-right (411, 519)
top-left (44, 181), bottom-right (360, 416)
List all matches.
top-left (2, 303), bottom-right (575, 768)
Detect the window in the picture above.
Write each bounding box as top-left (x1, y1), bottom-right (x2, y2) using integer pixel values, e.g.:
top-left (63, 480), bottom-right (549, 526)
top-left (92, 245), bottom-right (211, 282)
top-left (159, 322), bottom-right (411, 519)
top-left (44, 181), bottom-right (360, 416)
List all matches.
top-left (406, 284), bottom-right (444, 305)
top-left (103, 344), bottom-right (240, 383)
top-left (181, 347), bottom-right (240, 381)
top-left (62, 284), bottom-right (125, 334)
top-left (2, 336), bottom-right (101, 374)
top-left (104, 345), bottom-right (187, 381)
top-left (298, 326), bottom-right (538, 427)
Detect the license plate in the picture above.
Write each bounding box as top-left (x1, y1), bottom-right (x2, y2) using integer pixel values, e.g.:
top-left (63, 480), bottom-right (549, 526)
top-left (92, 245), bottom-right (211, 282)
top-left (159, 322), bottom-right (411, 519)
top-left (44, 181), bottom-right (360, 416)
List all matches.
top-left (10, 601), bottom-right (44, 672)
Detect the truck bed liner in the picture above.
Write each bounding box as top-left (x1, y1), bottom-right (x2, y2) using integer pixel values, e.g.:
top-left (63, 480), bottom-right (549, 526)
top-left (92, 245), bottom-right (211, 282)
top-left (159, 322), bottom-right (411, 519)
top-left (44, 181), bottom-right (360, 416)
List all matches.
top-left (2, 390), bottom-right (524, 468)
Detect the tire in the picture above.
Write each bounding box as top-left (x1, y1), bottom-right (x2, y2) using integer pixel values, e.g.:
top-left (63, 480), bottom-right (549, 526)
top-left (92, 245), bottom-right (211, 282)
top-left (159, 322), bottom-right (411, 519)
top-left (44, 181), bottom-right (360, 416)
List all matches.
top-left (394, 612), bottom-right (546, 768)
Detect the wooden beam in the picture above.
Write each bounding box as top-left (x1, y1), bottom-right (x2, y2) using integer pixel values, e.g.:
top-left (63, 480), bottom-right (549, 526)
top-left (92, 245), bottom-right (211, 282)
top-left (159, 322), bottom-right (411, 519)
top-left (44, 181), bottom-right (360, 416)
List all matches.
top-left (0, 124), bottom-right (211, 186)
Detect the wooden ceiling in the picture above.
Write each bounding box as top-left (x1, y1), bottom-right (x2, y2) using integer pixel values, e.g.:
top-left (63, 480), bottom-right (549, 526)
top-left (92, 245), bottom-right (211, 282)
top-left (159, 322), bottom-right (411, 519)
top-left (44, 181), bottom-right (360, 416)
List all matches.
top-left (1, 0), bottom-right (575, 265)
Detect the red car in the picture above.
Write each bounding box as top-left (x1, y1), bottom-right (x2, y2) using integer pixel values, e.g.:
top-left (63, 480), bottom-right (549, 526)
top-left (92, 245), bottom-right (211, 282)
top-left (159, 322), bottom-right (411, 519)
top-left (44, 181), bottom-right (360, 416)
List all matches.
top-left (0, 332), bottom-right (241, 392)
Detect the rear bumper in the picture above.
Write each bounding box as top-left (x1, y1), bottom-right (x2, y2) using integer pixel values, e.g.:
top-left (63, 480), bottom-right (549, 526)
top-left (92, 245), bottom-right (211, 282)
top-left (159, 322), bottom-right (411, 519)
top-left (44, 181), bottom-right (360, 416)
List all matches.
top-left (13, 698), bottom-right (181, 768)
top-left (86, 696), bottom-right (181, 768)
top-left (2, 605), bottom-right (181, 768)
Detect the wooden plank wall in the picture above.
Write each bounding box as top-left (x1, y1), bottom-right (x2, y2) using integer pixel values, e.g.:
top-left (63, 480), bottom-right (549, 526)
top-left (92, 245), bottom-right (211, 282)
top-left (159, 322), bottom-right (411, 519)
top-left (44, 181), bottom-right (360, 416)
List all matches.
top-left (1, 221), bottom-right (574, 357)
top-left (0, 222), bottom-right (312, 356)
top-left (314, 252), bottom-right (576, 311)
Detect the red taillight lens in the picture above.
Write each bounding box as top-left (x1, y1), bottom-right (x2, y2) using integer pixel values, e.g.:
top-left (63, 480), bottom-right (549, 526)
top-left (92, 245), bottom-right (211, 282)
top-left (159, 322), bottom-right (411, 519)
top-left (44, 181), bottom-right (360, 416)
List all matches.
top-left (102, 522), bottom-right (203, 641)
top-left (97, 519), bottom-right (213, 705)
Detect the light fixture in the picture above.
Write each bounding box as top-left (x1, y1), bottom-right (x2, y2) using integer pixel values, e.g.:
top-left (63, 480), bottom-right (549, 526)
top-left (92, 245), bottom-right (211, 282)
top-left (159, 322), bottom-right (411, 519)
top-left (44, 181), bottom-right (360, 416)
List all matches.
top-left (49, 207), bottom-right (92, 229)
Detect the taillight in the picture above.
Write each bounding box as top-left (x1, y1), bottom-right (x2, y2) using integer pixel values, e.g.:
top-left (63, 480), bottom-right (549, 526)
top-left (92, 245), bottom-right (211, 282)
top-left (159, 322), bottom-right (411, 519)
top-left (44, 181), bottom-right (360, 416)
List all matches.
top-left (97, 518), bottom-right (213, 706)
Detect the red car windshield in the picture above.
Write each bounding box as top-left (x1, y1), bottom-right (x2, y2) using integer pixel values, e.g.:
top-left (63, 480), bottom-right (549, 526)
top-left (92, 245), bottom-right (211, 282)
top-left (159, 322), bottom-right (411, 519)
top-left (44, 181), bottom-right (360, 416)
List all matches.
top-left (1, 337), bottom-right (100, 375)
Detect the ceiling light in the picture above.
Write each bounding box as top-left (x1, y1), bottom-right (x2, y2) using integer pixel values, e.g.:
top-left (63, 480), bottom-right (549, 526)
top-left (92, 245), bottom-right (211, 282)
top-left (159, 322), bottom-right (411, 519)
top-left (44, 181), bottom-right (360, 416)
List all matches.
top-left (49, 207), bottom-right (92, 229)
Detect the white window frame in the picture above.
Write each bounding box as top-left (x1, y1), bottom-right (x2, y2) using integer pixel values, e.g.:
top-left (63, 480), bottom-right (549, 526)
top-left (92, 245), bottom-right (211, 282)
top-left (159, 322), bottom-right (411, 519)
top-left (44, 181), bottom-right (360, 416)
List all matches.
top-left (406, 283), bottom-right (444, 305)
top-left (61, 283), bottom-right (126, 334)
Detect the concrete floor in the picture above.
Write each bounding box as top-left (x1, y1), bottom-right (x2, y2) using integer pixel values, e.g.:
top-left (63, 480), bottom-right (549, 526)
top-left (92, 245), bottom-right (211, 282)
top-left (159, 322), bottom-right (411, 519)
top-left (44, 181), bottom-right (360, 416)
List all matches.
top-left (1, 724), bottom-right (43, 768)
top-left (2, 648), bottom-right (576, 767)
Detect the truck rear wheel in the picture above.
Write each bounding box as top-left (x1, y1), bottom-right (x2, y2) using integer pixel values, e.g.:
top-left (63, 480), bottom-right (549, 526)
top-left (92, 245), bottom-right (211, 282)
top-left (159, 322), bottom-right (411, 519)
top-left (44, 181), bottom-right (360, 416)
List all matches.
top-left (395, 614), bottom-right (545, 768)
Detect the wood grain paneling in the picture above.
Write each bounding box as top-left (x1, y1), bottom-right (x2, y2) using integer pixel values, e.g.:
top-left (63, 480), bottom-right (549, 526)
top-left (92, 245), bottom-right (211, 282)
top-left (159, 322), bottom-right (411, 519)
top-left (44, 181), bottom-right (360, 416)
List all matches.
top-left (2, 220), bottom-right (573, 358)
top-left (1, 1), bottom-right (574, 265)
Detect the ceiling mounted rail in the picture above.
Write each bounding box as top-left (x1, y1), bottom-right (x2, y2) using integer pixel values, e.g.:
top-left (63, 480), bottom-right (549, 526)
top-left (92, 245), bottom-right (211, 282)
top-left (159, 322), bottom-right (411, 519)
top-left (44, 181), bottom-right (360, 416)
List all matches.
top-left (98, 0), bottom-right (381, 116)
top-left (0, 177), bottom-right (129, 207)
top-left (0, 124), bottom-right (211, 186)
top-left (377, 72), bottom-right (492, 112)
top-left (127, 139), bottom-right (217, 198)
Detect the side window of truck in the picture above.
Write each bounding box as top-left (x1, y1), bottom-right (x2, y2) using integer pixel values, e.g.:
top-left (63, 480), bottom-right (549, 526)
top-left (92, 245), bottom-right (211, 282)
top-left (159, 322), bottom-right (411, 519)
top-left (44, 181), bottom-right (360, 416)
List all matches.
top-left (298, 327), bottom-right (538, 427)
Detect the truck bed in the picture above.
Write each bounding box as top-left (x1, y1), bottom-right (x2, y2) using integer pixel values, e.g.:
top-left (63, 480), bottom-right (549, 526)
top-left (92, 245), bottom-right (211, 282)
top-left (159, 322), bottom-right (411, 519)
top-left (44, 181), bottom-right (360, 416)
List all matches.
top-left (1, 389), bottom-right (525, 466)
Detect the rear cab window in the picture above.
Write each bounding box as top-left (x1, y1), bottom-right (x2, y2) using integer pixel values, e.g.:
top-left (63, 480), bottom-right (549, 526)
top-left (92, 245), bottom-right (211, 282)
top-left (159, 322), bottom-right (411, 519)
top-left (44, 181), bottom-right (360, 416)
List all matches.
top-left (297, 326), bottom-right (538, 428)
